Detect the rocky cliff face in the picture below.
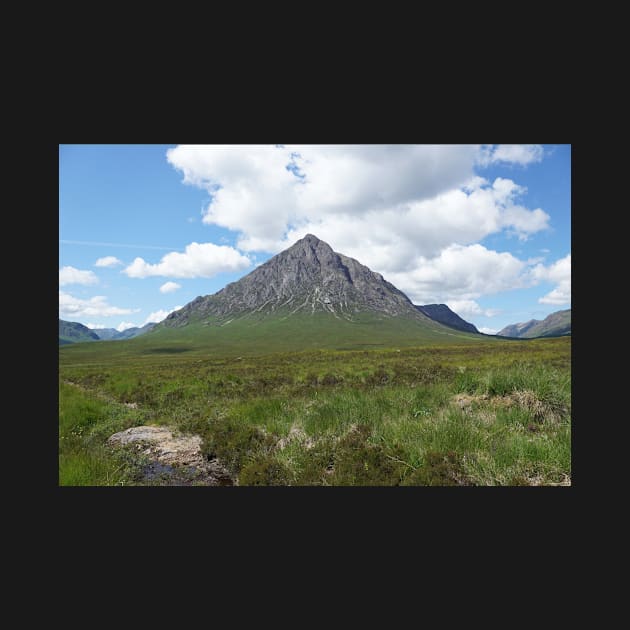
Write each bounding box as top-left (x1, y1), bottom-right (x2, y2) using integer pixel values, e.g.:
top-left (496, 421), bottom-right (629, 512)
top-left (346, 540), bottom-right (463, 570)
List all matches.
top-left (164, 234), bottom-right (434, 327)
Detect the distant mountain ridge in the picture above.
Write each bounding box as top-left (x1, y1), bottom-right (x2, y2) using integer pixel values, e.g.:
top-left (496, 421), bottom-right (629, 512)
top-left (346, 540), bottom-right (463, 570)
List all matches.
top-left (90, 327), bottom-right (120, 340)
top-left (59, 320), bottom-right (157, 345)
top-left (415, 304), bottom-right (478, 333)
top-left (497, 309), bottom-right (571, 338)
top-left (104, 323), bottom-right (157, 340)
top-left (59, 320), bottom-right (100, 345)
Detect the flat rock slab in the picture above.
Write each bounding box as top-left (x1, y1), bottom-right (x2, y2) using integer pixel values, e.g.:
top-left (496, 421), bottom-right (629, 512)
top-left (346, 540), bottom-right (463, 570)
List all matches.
top-left (108, 426), bottom-right (233, 486)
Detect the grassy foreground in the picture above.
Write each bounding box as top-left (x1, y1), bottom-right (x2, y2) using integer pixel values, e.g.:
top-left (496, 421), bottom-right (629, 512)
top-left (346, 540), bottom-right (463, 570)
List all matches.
top-left (59, 336), bottom-right (571, 486)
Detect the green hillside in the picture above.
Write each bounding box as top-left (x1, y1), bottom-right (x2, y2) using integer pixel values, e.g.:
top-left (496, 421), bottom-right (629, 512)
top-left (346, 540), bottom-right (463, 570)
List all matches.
top-left (498, 309), bottom-right (571, 339)
top-left (59, 319), bottom-right (100, 345)
top-left (526, 309), bottom-right (571, 338)
top-left (60, 310), bottom-right (491, 364)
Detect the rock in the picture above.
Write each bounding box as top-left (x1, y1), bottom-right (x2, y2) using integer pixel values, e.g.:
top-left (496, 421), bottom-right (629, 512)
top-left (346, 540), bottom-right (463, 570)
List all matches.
top-left (108, 426), bottom-right (233, 485)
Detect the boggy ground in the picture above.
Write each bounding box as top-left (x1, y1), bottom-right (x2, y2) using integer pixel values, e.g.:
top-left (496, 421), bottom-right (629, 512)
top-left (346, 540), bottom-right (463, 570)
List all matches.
top-left (59, 337), bottom-right (571, 486)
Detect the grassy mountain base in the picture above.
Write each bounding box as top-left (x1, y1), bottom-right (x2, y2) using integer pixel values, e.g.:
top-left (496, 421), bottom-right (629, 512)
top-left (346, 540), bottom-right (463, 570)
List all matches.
top-left (59, 336), bottom-right (570, 486)
top-left (61, 311), bottom-right (489, 365)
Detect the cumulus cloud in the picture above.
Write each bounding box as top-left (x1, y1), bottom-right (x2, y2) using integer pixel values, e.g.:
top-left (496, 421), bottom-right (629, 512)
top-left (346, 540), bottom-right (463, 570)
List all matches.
top-left (59, 291), bottom-right (139, 318)
top-left (501, 206), bottom-right (550, 240)
top-left (478, 144), bottom-right (544, 166)
top-left (144, 306), bottom-right (182, 325)
top-left (168, 145), bottom-right (480, 252)
top-left (59, 266), bottom-right (98, 286)
top-left (86, 323), bottom-right (106, 329)
top-left (531, 254), bottom-right (571, 305)
top-left (95, 256), bottom-right (123, 267)
top-left (539, 287), bottom-right (571, 305)
top-left (445, 299), bottom-right (500, 319)
top-left (278, 177), bottom-right (549, 270)
top-left (478, 327), bottom-right (498, 335)
top-left (165, 144), bottom-right (554, 304)
top-left (385, 244), bottom-right (529, 304)
top-left (124, 242), bottom-right (251, 279)
top-left (167, 145), bottom-right (548, 256)
top-left (159, 281), bottom-right (181, 294)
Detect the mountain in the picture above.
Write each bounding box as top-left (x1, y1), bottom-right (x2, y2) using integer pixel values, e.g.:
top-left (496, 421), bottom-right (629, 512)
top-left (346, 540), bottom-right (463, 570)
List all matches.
top-left (149, 234), bottom-right (486, 353)
top-left (497, 319), bottom-right (539, 338)
top-left (88, 323), bottom-right (157, 340)
top-left (497, 309), bottom-right (571, 338)
top-left (415, 304), bottom-right (478, 333)
top-left (90, 327), bottom-right (119, 340)
top-left (59, 319), bottom-right (100, 345)
top-left (165, 234), bottom-right (443, 326)
top-left (111, 323), bottom-right (156, 339)
top-left (59, 321), bottom-right (158, 345)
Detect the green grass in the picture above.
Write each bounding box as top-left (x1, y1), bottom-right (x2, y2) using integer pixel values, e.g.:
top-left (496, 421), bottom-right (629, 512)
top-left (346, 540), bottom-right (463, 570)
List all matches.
top-left (59, 336), bottom-right (571, 486)
top-left (59, 382), bottom-right (150, 486)
top-left (59, 310), bottom-right (491, 362)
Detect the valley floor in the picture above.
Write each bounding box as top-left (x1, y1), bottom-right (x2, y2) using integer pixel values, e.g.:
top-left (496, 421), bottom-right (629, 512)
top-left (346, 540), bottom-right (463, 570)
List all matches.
top-left (59, 337), bottom-right (571, 486)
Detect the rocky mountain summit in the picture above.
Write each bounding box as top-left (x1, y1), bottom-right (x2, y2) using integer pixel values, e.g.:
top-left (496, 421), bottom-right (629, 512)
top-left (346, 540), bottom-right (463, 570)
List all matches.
top-left (164, 234), bottom-right (435, 327)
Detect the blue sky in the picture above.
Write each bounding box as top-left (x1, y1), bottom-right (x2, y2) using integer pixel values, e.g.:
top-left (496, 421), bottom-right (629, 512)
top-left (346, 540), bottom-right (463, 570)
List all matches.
top-left (59, 144), bottom-right (570, 333)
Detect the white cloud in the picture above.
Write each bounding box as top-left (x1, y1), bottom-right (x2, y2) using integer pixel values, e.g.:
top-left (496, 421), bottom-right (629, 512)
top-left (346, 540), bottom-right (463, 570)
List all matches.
top-left (501, 206), bottom-right (550, 240)
top-left (59, 266), bottom-right (98, 286)
top-left (167, 145), bottom-right (548, 259)
top-left (86, 323), bottom-right (106, 329)
top-left (532, 254), bottom-right (571, 305)
top-left (95, 256), bottom-right (123, 268)
top-left (167, 145), bottom-right (480, 252)
top-left (446, 299), bottom-right (500, 318)
top-left (124, 242), bottom-right (251, 279)
top-left (59, 291), bottom-right (139, 318)
top-left (159, 281), bottom-right (181, 294)
top-left (144, 306), bottom-right (182, 325)
top-left (386, 244), bottom-right (529, 304)
top-left (165, 144), bottom-right (553, 305)
top-left (116, 321), bottom-right (138, 332)
top-left (539, 287), bottom-right (571, 305)
top-left (532, 253), bottom-right (571, 283)
top-left (478, 327), bottom-right (498, 335)
top-left (478, 144), bottom-right (544, 166)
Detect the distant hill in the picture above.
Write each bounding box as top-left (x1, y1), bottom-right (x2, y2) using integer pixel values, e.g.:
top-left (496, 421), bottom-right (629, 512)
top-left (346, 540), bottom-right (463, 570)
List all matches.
top-left (90, 327), bottom-right (119, 340)
top-left (89, 322), bottom-right (157, 341)
top-left (497, 309), bottom-right (571, 338)
top-left (109, 323), bottom-right (156, 339)
top-left (415, 304), bottom-right (478, 333)
top-left (59, 320), bottom-right (157, 345)
top-left (498, 319), bottom-right (538, 338)
top-left (59, 320), bottom-right (100, 345)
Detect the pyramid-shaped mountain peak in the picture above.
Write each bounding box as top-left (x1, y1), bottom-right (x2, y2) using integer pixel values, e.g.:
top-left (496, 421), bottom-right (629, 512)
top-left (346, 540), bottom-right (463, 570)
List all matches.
top-left (288, 233), bottom-right (331, 252)
top-left (164, 235), bottom-right (435, 327)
